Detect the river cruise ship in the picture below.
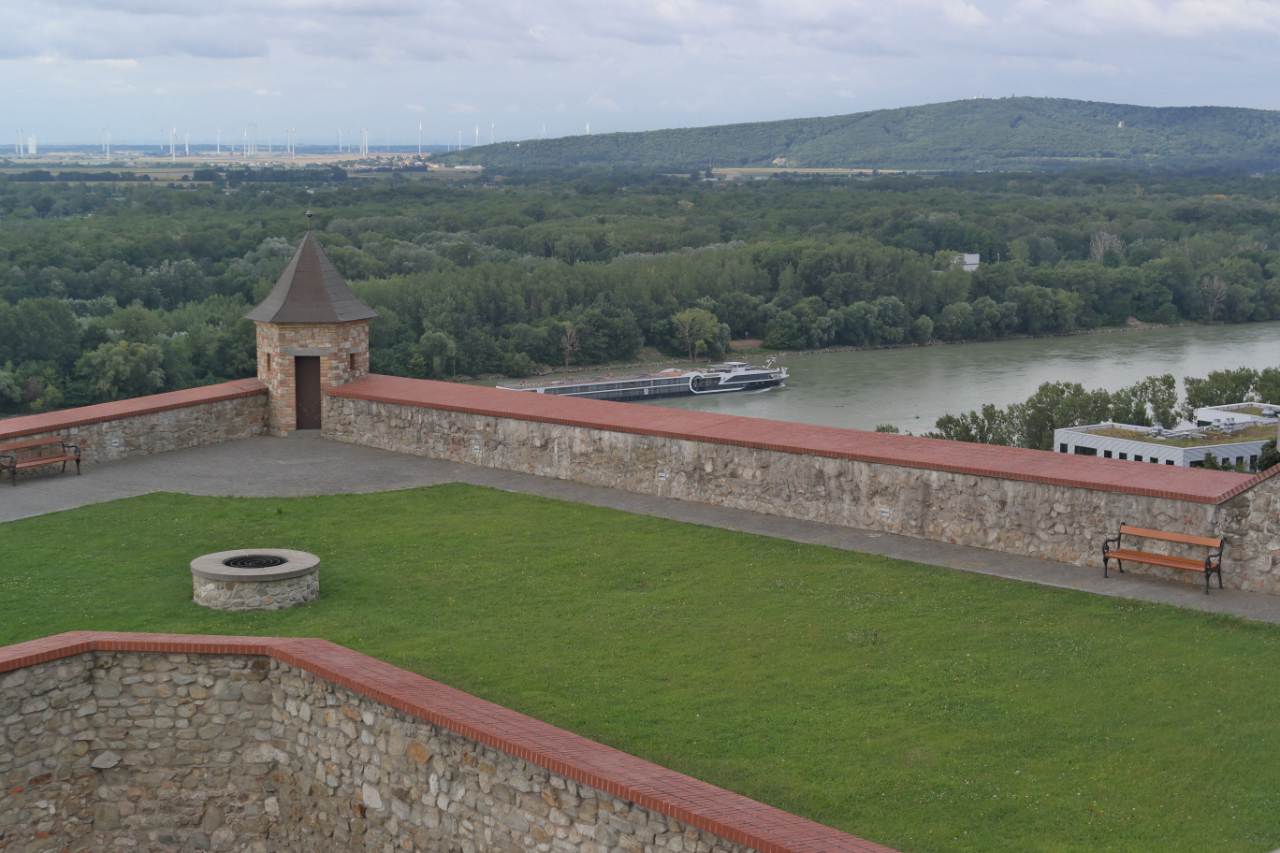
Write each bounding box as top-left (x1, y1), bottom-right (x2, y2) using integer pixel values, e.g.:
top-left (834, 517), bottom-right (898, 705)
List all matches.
top-left (498, 360), bottom-right (788, 402)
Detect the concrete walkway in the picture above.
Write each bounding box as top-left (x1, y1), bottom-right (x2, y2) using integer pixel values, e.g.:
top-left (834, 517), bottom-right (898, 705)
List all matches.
top-left (5, 433), bottom-right (1279, 625)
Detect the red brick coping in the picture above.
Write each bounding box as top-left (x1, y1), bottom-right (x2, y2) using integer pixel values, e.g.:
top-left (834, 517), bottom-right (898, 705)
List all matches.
top-left (0, 631), bottom-right (894, 853)
top-left (0, 379), bottom-right (266, 443)
top-left (331, 374), bottom-right (1268, 505)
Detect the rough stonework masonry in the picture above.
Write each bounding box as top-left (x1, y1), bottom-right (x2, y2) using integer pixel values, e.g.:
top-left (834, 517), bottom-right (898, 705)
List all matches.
top-left (191, 571), bottom-right (319, 611)
top-left (0, 632), bottom-right (892, 853)
top-left (247, 228), bottom-right (377, 436)
top-left (0, 379), bottom-right (266, 467)
top-left (324, 376), bottom-right (1280, 595)
top-left (255, 320), bottom-right (370, 436)
top-left (190, 549), bottom-right (321, 612)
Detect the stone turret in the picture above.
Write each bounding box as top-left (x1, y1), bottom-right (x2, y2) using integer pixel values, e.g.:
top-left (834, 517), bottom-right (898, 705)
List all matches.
top-left (247, 226), bottom-right (377, 435)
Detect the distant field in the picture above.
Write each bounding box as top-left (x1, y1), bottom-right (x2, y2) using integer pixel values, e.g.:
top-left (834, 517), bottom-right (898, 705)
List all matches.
top-left (3, 485), bottom-right (1279, 852)
top-left (713, 166), bottom-right (903, 177)
top-left (0, 157), bottom-right (479, 182)
top-left (0, 166), bottom-right (200, 180)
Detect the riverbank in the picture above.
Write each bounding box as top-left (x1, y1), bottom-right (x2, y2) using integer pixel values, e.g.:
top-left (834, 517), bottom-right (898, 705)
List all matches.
top-left (637, 320), bottom-right (1280, 433)
top-left (470, 317), bottom-right (1186, 387)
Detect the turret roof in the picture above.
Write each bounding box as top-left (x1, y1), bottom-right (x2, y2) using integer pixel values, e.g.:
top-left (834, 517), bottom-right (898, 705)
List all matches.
top-left (246, 231), bottom-right (377, 324)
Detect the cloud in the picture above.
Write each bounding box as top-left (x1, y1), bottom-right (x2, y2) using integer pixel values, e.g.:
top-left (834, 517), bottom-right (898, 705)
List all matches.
top-left (585, 94), bottom-right (622, 113)
top-left (7, 0), bottom-right (1280, 143)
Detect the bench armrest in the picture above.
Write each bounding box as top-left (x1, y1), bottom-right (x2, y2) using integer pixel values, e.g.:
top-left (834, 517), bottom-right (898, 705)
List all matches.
top-left (0, 452), bottom-right (14, 469)
top-left (1102, 534), bottom-right (1122, 553)
top-left (61, 442), bottom-right (80, 457)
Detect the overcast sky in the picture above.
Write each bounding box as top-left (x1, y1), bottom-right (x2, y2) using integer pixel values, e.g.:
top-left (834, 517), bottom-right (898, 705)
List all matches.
top-left (5, 0), bottom-right (1280, 145)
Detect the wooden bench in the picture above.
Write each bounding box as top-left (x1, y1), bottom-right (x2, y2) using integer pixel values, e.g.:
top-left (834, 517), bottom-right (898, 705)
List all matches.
top-left (1102, 524), bottom-right (1225, 594)
top-left (0, 436), bottom-right (81, 486)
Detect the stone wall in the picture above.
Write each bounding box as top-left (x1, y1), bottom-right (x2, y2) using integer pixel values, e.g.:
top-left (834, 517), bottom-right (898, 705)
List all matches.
top-left (323, 395), bottom-right (1280, 594)
top-left (0, 652), bottom-right (279, 851)
top-left (271, 663), bottom-right (755, 852)
top-left (256, 321), bottom-right (369, 435)
top-left (31, 394), bottom-right (265, 467)
top-left (0, 635), bottom-right (886, 852)
top-left (192, 572), bottom-right (319, 611)
top-left (0, 381), bottom-right (267, 470)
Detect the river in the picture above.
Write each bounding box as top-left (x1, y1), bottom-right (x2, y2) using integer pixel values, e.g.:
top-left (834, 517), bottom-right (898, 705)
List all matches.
top-left (643, 322), bottom-right (1280, 433)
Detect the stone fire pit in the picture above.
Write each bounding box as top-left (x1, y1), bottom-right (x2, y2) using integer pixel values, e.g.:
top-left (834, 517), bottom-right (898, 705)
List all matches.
top-left (190, 548), bottom-right (319, 611)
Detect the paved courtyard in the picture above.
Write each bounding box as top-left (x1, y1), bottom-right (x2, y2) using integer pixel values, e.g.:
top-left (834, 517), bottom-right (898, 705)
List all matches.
top-left (5, 432), bottom-right (1279, 624)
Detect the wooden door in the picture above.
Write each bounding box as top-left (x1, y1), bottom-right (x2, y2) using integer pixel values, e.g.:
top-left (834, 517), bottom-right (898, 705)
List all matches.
top-left (295, 356), bottom-right (322, 430)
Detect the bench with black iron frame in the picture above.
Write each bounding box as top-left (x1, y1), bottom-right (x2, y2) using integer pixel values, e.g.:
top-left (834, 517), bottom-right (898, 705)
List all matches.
top-left (0, 436), bottom-right (82, 486)
top-left (1102, 523), bottom-right (1225, 594)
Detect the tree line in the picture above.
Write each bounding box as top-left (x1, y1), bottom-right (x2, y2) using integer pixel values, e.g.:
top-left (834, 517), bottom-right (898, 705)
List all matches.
top-left (927, 367), bottom-right (1280, 470)
top-left (3, 169), bottom-right (1280, 414)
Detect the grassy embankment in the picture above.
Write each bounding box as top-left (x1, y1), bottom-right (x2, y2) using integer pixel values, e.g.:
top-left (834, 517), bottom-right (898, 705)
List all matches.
top-left (3, 485), bottom-right (1278, 852)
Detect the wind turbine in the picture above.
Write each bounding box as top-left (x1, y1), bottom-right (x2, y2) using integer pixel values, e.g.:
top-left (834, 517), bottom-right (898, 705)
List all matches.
top-left (474, 124), bottom-right (479, 147)
top-left (489, 121), bottom-right (494, 145)
top-left (418, 121), bottom-right (422, 156)
top-left (216, 128), bottom-right (221, 156)
top-left (184, 129), bottom-right (189, 157)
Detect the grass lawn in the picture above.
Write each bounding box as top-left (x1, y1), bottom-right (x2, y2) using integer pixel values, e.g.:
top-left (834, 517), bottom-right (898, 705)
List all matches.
top-left (3, 485), bottom-right (1279, 852)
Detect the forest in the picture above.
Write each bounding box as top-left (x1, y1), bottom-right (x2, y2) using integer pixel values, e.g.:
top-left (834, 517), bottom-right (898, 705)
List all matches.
top-left (2, 166), bottom-right (1280, 416)
top-left (439, 97), bottom-right (1280, 172)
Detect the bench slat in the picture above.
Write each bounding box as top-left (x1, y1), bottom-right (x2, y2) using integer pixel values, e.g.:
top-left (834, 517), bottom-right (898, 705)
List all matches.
top-left (1118, 524), bottom-right (1223, 549)
top-left (13, 455), bottom-right (75, 470)
top-left (0, 436), bottom-right (66, 454)
top-left (1106, 548), bottom-right (1208, 572)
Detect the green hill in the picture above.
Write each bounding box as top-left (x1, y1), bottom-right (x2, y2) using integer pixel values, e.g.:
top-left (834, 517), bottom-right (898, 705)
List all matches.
top-left (436, 97), bottom-right (1280, 172)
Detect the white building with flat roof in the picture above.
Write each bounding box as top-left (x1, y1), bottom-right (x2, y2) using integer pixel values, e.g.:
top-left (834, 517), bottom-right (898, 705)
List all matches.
top-left (1054, 410), bottom-right (1277, 472)
top-left (1193, 402), bottom-right (1280, 427)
